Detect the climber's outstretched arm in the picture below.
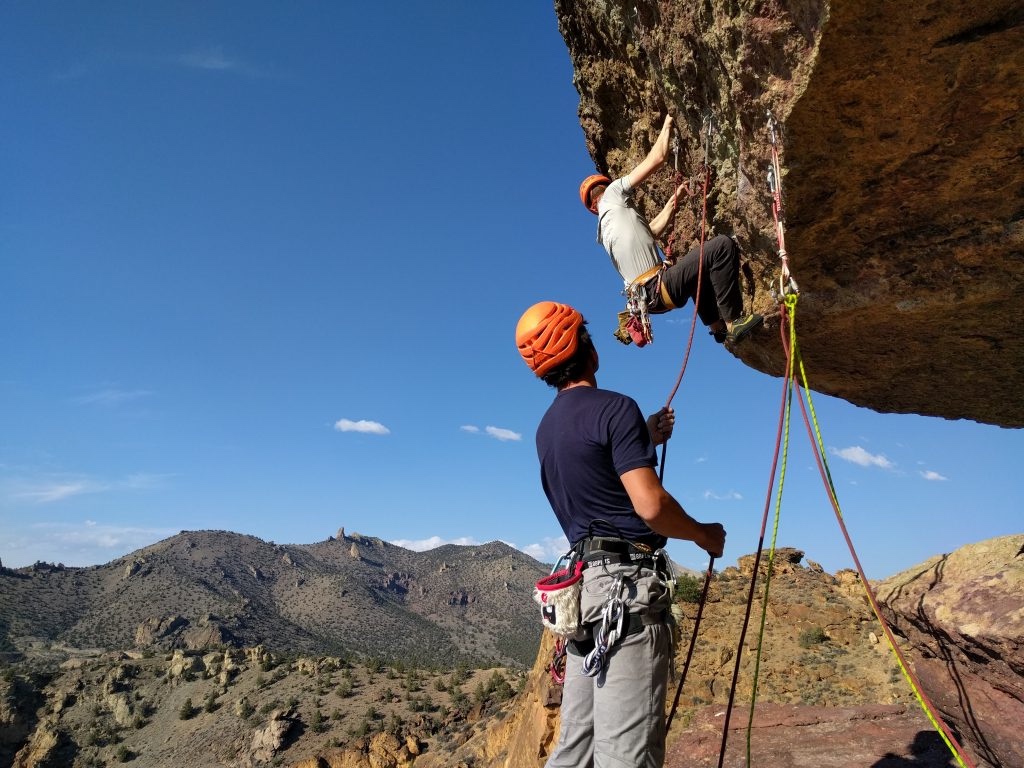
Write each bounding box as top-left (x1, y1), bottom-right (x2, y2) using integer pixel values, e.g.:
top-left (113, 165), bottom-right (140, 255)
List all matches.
top-left (626, 114), bottom-right (674, 191)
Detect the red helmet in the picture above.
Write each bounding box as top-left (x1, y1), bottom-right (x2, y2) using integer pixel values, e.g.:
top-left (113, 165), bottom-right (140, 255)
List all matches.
top-left (516, 302), bottom-right (585, 377)
top-left (579, 174), bottom-right (611, 214)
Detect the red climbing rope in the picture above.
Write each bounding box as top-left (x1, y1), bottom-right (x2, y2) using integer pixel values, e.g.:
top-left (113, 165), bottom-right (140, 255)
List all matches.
top-left (659, 117), bottom-right (715, 731)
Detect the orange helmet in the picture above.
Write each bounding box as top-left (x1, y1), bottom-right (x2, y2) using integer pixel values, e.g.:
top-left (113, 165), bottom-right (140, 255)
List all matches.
top-left (579, 174), bottom-right (610, 214)
top-left (516, 301), bottom-right (585, 377)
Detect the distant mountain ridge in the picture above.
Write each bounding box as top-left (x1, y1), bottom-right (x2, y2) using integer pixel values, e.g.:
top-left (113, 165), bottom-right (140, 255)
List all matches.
top-left (0, 529), bottom-right (549, 668)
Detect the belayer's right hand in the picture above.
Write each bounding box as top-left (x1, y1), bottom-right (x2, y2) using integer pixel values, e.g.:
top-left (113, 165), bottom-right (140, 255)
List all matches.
top-left (701, 523), bottom-right (726, 559)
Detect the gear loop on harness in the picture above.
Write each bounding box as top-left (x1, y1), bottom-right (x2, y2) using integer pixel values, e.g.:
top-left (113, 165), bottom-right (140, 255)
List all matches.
top-left (581, 573), bottom-right (628, 677)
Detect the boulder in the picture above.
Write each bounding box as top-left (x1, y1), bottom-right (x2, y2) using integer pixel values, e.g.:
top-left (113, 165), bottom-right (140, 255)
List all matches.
top-left (877, 534), bottom-right (1024, 768)
top-left (248, 708), bottom-right (295, 764)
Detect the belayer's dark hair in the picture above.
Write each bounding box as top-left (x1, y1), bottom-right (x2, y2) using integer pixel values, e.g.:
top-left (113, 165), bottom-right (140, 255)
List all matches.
top-left (541, 323), bottom-right (594, 389)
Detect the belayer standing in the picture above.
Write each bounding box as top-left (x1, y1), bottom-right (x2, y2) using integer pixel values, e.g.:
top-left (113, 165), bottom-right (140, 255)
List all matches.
top-left (516, 300), bottom-right (726, 768)
top-left (580, 114), bottom-right (762, 344)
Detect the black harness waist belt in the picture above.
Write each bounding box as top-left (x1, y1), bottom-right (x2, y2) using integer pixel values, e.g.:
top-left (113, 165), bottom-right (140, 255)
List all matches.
top-left (567, 611), bottom-right (666, 656)
top-left (582, 552), bottom-right (657, 569)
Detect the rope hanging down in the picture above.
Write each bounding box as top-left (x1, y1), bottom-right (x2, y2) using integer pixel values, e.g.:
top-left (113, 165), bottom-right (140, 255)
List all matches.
top-left (782, 298), bottom-right (977, 768)
top-left (707, 114), bottom-right (975, 768)
top-left (710, 293), bottom-right (979, 768)
top-left (660, 113), bottom-right (717, 732)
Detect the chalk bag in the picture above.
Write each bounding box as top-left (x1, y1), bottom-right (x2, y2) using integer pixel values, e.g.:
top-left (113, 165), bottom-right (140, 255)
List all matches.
top-left (534, 558), bottom-right (585, 636)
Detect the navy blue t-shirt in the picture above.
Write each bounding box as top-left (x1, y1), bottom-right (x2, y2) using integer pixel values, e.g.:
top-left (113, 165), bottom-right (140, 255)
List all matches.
top-left (536, 386), bottom-right (668, 549)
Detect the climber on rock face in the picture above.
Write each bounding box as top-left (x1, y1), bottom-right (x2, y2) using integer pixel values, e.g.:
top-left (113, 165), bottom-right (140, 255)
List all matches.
top-left (580, 113), bottom-right (762, 345)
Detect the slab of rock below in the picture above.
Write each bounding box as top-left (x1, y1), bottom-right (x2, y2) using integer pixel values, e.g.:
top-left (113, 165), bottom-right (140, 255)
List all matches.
top-left (667, 703), bottom-right (957, 768)
top-left (877, 534), bottom-right (1024, 768)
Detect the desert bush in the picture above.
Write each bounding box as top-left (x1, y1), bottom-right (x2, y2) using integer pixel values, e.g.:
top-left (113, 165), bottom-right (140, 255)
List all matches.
top-left (178, 698), bottom-right (196, 720)
top-left (310, 709), bottom-right (328, 733)
top-left (236, 698), bottom-right (255, 719)
top-left (450, 687), bottom-right (469, 710)
top-left (259, 701), bottom-right (279, 715)
top-left (675, 574), bottom-right (704, 604)
top-left (386, 712), bottom-right (403, 734)
top-left (204, 692), bottom-right (219, 713)
top-left (114, 745), bottom-right (133, 762)
top-left (798, 627), bottom-right (828, 648)
top-left (349, 719), bottom-right (370, 738)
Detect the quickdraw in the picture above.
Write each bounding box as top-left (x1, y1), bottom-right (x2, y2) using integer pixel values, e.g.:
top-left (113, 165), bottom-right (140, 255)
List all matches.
top-left (581, 573), bottom-right (628, 677)
top-left (547, 637), bottom-right (567, 685)
top-left (615, 281), bottom-right (655, 347)
top-left (766, 111), bottom-right (799, 301)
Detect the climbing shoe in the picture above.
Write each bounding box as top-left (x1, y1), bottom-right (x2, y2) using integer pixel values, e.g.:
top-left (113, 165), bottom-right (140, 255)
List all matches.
top-left (726, 313), bottom-right (763, 343)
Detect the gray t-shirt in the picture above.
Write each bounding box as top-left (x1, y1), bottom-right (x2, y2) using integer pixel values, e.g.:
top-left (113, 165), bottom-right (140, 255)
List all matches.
top-left (597, 177), bottom-right (662, 284)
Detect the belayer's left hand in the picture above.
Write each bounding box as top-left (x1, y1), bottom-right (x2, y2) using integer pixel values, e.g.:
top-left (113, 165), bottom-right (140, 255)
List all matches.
top-left (647, 406), bottom-right (675, 446)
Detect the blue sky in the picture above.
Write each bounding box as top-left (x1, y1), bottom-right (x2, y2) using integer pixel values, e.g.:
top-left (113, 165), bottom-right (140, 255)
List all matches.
top-left (1, 3), bottom-right (1020, 580)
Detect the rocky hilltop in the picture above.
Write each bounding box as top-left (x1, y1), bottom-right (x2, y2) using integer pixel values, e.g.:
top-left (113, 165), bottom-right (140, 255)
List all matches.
top-left (555, 0), bottom-right (1023, 427)
top-left (1, 536), bottom-right (1020, 766)
top-left (0, 530), bottom-right (547, 670)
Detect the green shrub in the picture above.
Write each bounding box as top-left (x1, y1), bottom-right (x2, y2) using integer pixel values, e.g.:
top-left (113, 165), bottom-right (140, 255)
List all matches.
top-left (178, 698), bottom-right (195, 720)
top-left (310, 709), bottom-right (328, 733)
top-left (675, 574), bottom-right (704, 603)
top-left (798, 627), bottom-right (828, 648)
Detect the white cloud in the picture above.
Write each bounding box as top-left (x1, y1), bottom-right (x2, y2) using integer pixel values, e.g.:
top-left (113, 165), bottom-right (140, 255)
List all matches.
top-left (830, 445), bottom-right (894, 469)
top-left (334, 419), bottom-right (390, 435)
top-left (121, 473), bottom-right (174, 489)
top-left (460, 425), bottom-right (522, 442)
top-left (520, 535), bottom-right (570, 562)
top-left (920, 470), bottom-right (949, 482)
top-left (15, 481), bottom-right (101, 503)
top-left (1, 521), bottom-right (178, 568)
top-left (485, 426), bottom-right (521, 442)
top-left (176, 47), bottom-right (251, 73)
top-left (390, 535), bottom-right (482, 551)
top-left (703, 490), bottom-right (743, 501)
top-left (73, 388), bottom-right (152, 406)
top-left (7, 472), bottom-right (172, 504)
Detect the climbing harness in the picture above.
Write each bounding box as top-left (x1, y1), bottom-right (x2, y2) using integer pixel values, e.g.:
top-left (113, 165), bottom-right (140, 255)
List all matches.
top-left (615, 264), bottom-right (662, 347)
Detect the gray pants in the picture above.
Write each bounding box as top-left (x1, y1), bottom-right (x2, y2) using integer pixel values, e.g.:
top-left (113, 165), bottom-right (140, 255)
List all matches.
top-left (546, 564), bottom-right (672, 768)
